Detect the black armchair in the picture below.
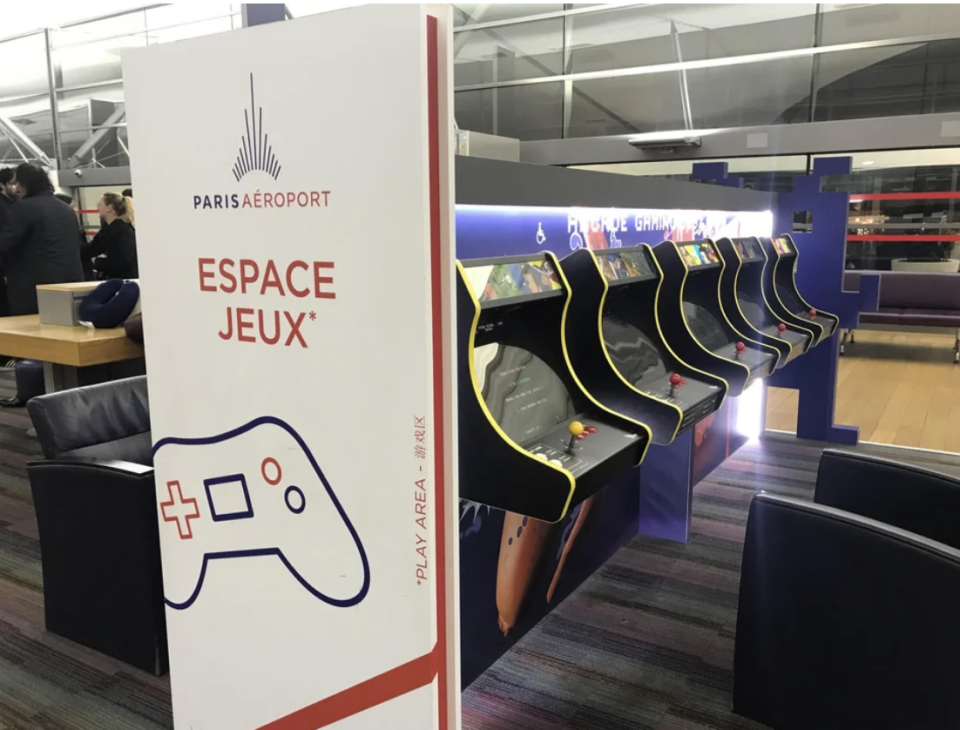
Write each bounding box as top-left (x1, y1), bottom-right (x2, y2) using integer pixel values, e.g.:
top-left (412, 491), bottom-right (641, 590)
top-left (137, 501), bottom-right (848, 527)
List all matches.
top-left (734, 493), bottom-right (960, 730)
top-left (815, 447), bottom-right (960, 549)
top-left (26, 376), bottom-right (167, 674)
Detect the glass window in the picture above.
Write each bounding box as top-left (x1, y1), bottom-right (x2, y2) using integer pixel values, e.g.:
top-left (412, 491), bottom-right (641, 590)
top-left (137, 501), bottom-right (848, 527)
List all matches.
top-left (453, 4), bottom-right (562, 28)
top-left (816, 149), bottom-right (960, 270)
top-left (454, 18), bottom-right (563, 86)
top-left (53, 12), bottom-right (148, 49)
top-left (145, 4), bottom-right (240, 43)
top-left (814, 43), bottom-right (929, 121)
top-left (567, 74), bottom-right (686, 138)
top-left (566, 5), bottom-right (816, 76)
top-left (148, 16), bottom-right (237, 45)
top-left (686, 56), bottom-right (814, 127)
top-left (0, 33), bottom-right (49, 99)
top-left (455, 82), bottom-right (563, 141)
top-left (567, 10), bottom-right (681, 74)
top-left (145, 3), bottom-right (238, 29)
top-left (821, 4), bottom-right (960, 45)
top-left (57, 35), bottom-right (147, 89)
top-left (676, 4), bottom-right (817, 61)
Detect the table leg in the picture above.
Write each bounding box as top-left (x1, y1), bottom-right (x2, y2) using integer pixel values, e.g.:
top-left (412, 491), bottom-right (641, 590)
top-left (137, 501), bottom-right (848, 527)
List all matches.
top-left (42, 362), bottom-right (79, 393)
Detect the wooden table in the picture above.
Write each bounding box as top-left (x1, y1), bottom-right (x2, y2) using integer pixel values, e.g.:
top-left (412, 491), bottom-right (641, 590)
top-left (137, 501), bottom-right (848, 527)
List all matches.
top-left (0, 315), bottom-right (144, 392)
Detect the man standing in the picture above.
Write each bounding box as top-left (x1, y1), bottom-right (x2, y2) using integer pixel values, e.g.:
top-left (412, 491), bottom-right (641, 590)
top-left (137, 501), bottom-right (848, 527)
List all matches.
top-left (0, 168), bottom-right (18, 317)
top-left (0, 164), bottom-right (84, 316)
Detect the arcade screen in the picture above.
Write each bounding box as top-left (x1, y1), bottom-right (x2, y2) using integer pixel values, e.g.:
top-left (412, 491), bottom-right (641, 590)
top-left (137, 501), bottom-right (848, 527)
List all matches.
top-left (772, 237), bottom-right (793, 255)
top-left (601, 316), bottom-right (668, 388)
top-left (474, 343), bottom-right (575, 444)
top-left (734, 238), bottom-right (762, 261)
top-left (679, 241), bottom-right (720, 268)
top-left (597, 250), bottom-right (654, 282)
top-left (682, 302), bottom-right (729, 351)
top-left (468, 260), bottom-right (561, 302)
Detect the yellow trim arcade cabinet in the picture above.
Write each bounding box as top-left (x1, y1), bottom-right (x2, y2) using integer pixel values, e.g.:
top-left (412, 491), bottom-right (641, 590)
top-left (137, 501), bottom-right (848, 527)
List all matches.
top-left (652, 239), bottom-right (778, 396)
top-left (556, 245), bottom-right (726, 446)
top-left (760, 234), bottom-right (840, 345)
top-left (457, 253), bottom-right (651, 523)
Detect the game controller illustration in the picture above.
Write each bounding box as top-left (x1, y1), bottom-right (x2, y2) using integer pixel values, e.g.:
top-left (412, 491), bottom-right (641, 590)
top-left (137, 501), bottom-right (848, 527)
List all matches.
top-left (153, 416), bottom-right (370, 611)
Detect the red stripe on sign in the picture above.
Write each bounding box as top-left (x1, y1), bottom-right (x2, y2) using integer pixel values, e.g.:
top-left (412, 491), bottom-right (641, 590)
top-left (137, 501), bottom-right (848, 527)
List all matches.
top-left (850, 192), bottom-right (960, 202)
top-left (425, 14), bottom-right (450, 730)
top-left (847, 235), bottom-right (960, 242)
top-left (256, 650), bottom-right (438, 730)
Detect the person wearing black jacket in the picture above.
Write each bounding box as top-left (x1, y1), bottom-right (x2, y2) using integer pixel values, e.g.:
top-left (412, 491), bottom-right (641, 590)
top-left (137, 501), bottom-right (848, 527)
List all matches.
top-left (0, 168), bottom-right (18, 316)
top-left (84, 192), bottom-right (138, 279)
top-left (55, 192), bottom-right (93, 281)
top-left (0, 164), bottom-right (84, 316)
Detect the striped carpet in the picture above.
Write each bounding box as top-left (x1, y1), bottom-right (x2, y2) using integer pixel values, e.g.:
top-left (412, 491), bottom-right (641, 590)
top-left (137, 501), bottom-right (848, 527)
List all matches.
top-left (0, 371), bottom-right (955, 729)
top-left (460, 436), bottom-right (960, 730)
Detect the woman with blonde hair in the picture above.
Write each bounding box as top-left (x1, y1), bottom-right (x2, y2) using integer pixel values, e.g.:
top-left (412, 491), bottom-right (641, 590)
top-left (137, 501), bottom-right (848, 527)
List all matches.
top-left (85, 192), bottom-right (138, 279)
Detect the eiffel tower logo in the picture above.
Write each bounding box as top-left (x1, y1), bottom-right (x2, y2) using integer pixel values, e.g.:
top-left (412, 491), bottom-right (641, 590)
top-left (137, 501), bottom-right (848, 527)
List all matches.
top-left (233, 73), bottom-right (281, 182)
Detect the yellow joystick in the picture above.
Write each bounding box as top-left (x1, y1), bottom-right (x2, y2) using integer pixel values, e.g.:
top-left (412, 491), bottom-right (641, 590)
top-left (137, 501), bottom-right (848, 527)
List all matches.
top-left (567, 420), bottom-right (585, 451)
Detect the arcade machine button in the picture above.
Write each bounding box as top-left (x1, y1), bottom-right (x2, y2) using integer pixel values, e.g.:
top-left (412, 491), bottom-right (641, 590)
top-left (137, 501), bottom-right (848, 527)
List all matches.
top-left (548, 459), bottom-right (563, 467)
top-left (576, 434), bottom-right (587, 441)
top-left (533, 453), bottom-right (549, 461)
top-left (584, 426), bottom-right (598, 434)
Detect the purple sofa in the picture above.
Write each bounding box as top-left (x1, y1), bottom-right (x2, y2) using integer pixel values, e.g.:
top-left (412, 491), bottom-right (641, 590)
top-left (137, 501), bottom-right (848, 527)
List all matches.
top-left (843, 271), bottom-right (960, 362)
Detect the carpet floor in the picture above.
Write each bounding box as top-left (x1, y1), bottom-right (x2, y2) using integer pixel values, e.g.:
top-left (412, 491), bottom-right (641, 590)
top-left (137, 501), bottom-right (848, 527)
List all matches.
top-left (0, 372), bottom-right (956, 730)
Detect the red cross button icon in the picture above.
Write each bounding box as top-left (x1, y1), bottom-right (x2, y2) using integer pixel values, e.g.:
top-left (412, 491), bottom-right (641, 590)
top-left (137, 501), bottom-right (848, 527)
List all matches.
top-left (161, 480), bottom-right (201, 540)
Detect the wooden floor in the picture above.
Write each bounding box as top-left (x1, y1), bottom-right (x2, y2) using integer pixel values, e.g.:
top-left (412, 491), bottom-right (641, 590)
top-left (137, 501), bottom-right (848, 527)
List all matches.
top-left (766, 330), bottom-right (960, 451)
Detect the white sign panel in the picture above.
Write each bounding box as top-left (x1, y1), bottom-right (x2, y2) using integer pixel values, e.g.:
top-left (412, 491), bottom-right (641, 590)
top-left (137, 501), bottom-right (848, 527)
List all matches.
top-left (124, 6), bottom-right (456, 729)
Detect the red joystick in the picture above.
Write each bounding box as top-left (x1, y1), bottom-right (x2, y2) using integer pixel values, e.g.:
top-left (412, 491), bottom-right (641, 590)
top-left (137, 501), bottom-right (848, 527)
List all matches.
top-left (809, 308), bottom-right (817, 318)
top-left (777, 323), bottom-right (786, 335)
top-left (736, 342), bottom-right (746, 353)
top-left (668, 372), bottom-right (683, 397)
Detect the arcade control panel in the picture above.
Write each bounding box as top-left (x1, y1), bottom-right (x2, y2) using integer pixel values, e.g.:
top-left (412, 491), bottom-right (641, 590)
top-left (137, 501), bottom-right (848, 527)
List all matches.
top-left (524, 417), bottom-right (642, 476)
top-left (637, 372), bottom-right (722, 433)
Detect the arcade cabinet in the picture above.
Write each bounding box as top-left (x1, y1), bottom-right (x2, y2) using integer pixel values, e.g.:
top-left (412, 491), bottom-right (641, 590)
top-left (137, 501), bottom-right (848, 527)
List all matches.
top-left (456, 253), bottom-right (651, 524)
top-left (557, 246), bottom-right (725, 445)
top-left (714, 236), bottom-right (812, 367)
top-left (760, 234), bottom-right (840, 345)
top-left (652, 239), bottom-right (778, 396)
